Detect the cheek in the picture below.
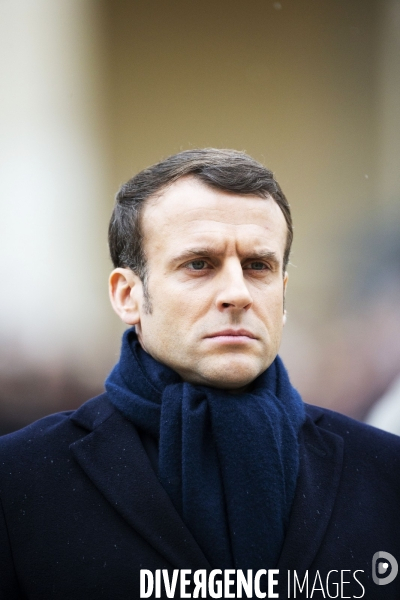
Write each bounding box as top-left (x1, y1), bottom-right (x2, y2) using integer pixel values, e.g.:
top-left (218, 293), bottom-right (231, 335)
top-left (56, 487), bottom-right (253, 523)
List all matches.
top-left (158, 281), bottom-right (209, 317)
top-left (255, 287), bottom-right (284, 315)
top-left (144, 289), bottom-right (189, 334)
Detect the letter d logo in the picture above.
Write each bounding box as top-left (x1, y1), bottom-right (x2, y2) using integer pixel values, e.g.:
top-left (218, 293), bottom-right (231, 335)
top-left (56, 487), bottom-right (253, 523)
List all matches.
top-left (372, 551), bottom-right (398, 585)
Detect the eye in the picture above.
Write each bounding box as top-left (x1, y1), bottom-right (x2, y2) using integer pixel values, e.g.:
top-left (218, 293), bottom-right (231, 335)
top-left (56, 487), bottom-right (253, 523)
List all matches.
top-left (246, 261), bottom-right (269, 270)
top-left (186, 260), bottom-right (208, 270)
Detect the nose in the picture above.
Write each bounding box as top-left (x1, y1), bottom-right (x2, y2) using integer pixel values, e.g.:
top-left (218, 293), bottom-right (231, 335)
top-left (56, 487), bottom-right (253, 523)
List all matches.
top-left (215, 259), bottom-right (253, 312)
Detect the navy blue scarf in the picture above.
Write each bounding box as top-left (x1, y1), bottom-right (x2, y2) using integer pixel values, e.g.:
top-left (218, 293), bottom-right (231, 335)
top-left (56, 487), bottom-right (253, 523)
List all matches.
top-left (105, 328), bottom-right (305, 571)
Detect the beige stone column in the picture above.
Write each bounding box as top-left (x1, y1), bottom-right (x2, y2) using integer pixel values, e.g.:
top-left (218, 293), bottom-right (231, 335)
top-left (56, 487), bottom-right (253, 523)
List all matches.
top-left (0, 0), bottom-right (116, 387)
top-left (376, 0), bottom-right (400, 213)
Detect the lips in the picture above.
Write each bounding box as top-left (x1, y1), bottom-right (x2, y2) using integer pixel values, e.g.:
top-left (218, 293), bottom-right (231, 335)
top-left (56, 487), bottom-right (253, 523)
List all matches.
top-left (206, 329), bottom-right (256, 339)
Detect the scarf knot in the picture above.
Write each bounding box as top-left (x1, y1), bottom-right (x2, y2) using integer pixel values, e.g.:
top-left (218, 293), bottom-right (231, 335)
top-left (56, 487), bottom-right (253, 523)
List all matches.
top-left (106, 328), bottom-right (305, 571)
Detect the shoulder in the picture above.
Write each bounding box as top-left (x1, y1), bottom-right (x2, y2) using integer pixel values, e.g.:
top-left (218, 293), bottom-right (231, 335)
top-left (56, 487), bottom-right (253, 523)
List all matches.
top-left (0, 394), bottom-right (115, 470)
top-left (304, 402), bottom-right (400, 474)
top-left (305, 402), bottom-right (400, 443)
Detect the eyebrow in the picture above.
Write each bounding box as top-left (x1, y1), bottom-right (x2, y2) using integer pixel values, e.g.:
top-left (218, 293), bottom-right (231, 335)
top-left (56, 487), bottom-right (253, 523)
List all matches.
top-left (169, 247), bottom-right (281, 266)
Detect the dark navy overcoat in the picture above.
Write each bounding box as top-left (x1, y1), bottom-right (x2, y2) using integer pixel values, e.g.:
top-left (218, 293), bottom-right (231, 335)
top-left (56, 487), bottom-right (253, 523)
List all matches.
top-left (0, 394), bottom-right (399, 599)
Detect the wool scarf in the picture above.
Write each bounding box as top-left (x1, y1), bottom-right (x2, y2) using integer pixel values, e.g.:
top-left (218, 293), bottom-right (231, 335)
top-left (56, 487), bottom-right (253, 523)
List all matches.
top-left (105, 328), bottom-right (305, 571)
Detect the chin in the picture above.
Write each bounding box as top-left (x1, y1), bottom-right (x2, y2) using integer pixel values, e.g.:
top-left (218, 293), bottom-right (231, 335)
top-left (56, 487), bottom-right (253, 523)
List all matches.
top-left (200, 355), bottom-right (265, 390)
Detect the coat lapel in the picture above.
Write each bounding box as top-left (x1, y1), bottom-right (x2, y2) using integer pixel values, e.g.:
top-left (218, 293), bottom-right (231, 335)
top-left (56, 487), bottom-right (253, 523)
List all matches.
top-left (277, 408), bottom-right (344, 582)
top-left (69, 396), bottom-right (344, 578)
top-left (70, 397), bottom-right (210, 571)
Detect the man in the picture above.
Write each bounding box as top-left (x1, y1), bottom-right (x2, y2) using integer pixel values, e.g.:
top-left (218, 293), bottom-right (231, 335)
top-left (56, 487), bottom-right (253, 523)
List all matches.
top-left (0, 149), bottom-right (399, 599)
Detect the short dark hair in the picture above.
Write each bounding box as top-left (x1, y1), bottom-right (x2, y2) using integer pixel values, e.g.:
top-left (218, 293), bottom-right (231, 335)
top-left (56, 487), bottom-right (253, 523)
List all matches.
top-left (108, 148), bottom-right (293, 282)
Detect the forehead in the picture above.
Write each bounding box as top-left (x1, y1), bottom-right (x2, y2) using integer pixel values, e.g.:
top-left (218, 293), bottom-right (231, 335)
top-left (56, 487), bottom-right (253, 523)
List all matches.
top-left (141, 177), bottom-right (288, 259)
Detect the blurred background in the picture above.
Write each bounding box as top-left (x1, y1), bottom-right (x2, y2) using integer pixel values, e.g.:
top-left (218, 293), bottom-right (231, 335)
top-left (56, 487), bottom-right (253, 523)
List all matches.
top-left (0, 0), bottom-right (399, 434)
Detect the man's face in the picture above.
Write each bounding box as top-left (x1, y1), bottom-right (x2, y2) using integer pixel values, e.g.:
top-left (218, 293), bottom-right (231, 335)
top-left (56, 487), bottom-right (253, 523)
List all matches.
top-left (133, 176), bottom-right (288, 389)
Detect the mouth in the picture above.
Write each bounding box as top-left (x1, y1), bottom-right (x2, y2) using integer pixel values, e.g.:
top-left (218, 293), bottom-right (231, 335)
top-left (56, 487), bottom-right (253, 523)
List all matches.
top-left (205, 329), bottom-right (257, 343)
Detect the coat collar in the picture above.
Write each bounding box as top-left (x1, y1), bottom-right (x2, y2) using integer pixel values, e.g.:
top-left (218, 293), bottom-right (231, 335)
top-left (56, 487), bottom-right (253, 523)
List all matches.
top-left (276, 405), bottom-right (344, 584)
top-left (70, 396), bottom-right (343, 574)
top-left (70, 394), bottom-right (211, 570)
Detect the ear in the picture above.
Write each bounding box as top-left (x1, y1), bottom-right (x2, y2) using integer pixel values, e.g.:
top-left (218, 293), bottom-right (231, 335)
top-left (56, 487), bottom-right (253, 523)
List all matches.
top-left (109, 268), bottom-right (143, 325)
top-left (283, 271), bottom-right (288, 325)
